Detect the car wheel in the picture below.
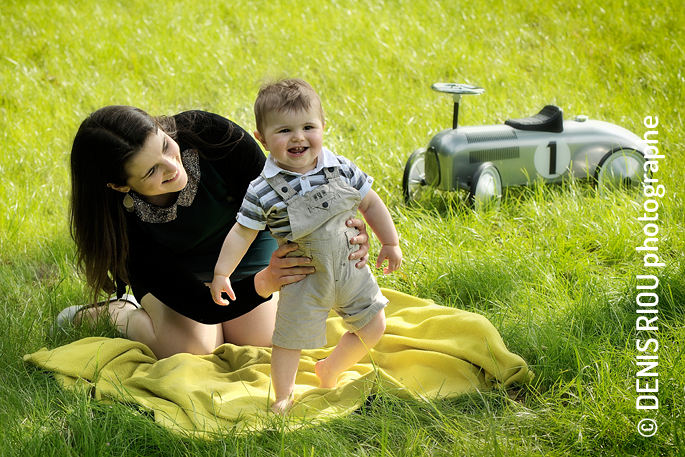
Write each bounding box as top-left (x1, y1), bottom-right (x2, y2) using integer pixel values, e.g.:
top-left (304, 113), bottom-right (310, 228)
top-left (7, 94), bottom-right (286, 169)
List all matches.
top-left (595, 148), bottom-right (646, 194)
top-left (468, 162), bottom-right (502, 209)
top-left (402, 148), bottom-right (427, 204)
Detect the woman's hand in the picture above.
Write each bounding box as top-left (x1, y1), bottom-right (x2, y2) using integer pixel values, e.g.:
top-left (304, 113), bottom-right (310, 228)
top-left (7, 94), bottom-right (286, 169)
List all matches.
top-left (254, 243), bottom-right (316, 298)
top-left (346, 218), bottom-right (370, 268)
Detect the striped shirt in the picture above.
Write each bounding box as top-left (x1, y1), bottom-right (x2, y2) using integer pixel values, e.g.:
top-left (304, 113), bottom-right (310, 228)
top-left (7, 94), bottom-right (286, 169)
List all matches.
top-left (236, 148), bottom-right (374, 239)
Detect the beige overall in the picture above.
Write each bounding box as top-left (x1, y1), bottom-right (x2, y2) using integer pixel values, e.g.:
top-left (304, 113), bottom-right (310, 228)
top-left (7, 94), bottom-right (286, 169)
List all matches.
top-left (266, 167), bottom-right (387, 350)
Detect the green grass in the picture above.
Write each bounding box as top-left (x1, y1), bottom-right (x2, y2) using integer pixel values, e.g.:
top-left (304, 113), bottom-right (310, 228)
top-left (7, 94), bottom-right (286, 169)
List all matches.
top-left (2, 0), bottom-right (684, 455)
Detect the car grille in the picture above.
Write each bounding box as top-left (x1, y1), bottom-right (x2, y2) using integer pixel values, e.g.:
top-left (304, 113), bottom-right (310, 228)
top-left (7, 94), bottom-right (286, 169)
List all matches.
top-left (469, 147), bottom-right (520, 164)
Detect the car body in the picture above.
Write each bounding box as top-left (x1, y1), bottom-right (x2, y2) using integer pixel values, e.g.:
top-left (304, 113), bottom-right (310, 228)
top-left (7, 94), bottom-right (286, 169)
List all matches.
top-left (403, 84), bottom-right (648, 207)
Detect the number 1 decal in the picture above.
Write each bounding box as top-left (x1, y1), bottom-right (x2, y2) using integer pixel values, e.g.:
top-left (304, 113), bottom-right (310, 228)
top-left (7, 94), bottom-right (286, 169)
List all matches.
top-left (548, 141), bottom-right (557, 175)
top-left (534, 139), bottom-right (570, 179)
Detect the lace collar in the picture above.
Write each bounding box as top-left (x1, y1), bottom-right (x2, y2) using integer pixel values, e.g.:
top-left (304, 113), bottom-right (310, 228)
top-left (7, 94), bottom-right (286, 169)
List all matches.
top-left (127, 149), bottom-right (201, 223)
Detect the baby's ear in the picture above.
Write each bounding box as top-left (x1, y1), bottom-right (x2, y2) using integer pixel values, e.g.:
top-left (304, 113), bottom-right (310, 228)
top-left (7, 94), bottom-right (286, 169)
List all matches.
top-left (254, 130), bottom-right (268, 149)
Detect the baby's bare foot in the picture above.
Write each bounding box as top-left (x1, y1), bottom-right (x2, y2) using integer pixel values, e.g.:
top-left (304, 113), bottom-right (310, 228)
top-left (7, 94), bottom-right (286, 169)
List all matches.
top-left (270, 397), bottom-right (293, 415)
top-left (315, 359), bottom-right (338, 389)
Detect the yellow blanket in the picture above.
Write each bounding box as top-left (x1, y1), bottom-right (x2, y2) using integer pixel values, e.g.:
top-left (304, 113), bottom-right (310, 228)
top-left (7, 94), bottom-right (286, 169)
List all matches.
top-left (25, 289), bottom-right (533, 435)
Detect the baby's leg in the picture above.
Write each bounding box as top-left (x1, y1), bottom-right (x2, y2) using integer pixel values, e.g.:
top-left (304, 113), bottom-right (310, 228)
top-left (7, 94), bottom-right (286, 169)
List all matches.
top-left (270, 345), bottom-right (301, 414)
top-left (316, 309), bottom-right (386, 388)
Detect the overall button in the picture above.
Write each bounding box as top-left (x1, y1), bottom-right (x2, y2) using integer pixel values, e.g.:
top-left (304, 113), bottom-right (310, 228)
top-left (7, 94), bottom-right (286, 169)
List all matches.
top-left (322, 202), bottom-right (329, 208)
top-left (281, 186), bottom-right (288, 193)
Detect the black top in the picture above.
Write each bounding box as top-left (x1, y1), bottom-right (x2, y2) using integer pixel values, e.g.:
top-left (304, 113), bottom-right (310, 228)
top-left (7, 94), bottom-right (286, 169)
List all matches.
top-left (122, 111), bottom-right (276, 324)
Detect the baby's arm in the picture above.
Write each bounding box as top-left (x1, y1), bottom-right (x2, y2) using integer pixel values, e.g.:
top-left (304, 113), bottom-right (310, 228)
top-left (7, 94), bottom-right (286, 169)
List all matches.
top-left (211, 223), bottom-right (260, 305)
top-left (358, 189), bottom-right (402, 274)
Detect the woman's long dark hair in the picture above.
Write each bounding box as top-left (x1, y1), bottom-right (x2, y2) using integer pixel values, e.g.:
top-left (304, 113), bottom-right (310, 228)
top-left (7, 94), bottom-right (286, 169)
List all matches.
top-left (70, 106), bottom-right (157, 301)
top-left (70, 106), bottom-right (242, 301)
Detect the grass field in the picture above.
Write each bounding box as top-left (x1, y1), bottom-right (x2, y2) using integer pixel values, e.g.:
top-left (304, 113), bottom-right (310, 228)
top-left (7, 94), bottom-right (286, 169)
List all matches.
top-left (1, 0), bottom-right (683, 455)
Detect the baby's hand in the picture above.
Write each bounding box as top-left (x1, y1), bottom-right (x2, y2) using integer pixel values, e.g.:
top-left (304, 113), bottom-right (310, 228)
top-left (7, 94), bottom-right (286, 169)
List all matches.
top-left (210, 274), bottom-right (236, 305)
top-left (376, 245), bottom-right (402, 274)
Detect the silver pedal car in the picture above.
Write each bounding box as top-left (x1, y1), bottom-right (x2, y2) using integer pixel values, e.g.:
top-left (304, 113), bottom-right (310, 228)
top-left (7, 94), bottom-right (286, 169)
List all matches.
top-left (402, 83), bottom-right (648, 207)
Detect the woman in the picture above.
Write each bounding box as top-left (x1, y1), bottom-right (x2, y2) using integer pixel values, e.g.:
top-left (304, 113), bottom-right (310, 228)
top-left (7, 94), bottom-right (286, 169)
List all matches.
top-left (64, 106), bottom-right (370, 359)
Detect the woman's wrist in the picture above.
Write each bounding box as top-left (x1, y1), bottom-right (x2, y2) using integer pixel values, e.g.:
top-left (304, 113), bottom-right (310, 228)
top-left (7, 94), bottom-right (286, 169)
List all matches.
top-left (254, 268), bottom-right (276, 298)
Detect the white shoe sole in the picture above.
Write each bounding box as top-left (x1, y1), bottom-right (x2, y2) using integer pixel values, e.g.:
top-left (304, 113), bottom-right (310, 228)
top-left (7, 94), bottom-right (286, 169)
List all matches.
top-left (52, 294), bottom-right (139, 336)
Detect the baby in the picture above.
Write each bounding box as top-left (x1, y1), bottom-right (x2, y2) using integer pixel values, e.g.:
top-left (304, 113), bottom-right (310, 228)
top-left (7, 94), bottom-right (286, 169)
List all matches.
top-left (211, 78), bottom-right (402, 414)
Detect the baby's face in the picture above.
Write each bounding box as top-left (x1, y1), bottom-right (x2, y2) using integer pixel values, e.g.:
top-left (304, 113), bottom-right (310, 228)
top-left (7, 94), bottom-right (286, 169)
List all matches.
top-left (255, 105), bottom-right (325, 174)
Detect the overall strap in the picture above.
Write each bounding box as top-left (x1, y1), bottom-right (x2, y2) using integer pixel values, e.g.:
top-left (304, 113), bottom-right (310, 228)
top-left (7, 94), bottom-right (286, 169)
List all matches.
top-left (264, 172), bottom-right (299, 202)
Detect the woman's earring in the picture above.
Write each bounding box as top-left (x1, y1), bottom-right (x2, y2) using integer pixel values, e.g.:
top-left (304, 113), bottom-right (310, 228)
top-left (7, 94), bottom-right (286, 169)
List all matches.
top-left (123, 193), bottom-right (134, 212)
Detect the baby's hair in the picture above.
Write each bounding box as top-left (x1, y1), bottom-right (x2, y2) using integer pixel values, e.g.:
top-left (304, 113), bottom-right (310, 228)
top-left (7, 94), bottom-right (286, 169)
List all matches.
top-left (254, 78), bottom-right (325, 134)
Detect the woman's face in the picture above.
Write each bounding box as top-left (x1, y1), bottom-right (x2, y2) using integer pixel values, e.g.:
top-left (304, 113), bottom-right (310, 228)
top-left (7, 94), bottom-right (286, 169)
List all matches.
top-left (110, 129), bottom-right (188, 205)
